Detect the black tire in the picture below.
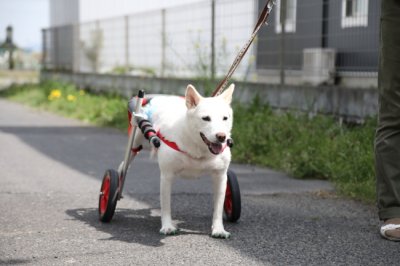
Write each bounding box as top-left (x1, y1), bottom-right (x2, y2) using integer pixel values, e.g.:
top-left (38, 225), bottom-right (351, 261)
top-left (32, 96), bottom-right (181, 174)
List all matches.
top-left (224, 169), bottom-right (241, 222)
top-left (98, 169), bottom-right (119, 223)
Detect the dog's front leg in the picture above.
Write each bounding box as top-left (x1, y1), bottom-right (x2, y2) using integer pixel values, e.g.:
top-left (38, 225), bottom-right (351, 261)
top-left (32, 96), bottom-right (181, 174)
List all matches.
top-left (211, 171), bottom-right (230, 239)
top-left (159, 173), bottom-right (178, 235)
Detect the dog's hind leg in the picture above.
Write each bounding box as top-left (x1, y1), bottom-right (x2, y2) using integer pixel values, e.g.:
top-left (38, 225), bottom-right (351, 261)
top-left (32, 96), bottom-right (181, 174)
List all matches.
top-left (211, 171), bottom-right (230, 239)
top-left (159, 173), bottom-right (178, 235)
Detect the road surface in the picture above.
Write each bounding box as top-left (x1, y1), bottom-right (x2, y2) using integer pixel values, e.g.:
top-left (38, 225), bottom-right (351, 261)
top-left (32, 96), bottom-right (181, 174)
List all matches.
top-left (0, 99), bottom-right (397, 265)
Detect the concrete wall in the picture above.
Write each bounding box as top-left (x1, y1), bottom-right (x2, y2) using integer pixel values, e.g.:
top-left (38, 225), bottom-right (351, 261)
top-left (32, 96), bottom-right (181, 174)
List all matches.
top-left (41, 71), bottom-right (378, 122)
top-left (256, 69), bottom-right (378, 89)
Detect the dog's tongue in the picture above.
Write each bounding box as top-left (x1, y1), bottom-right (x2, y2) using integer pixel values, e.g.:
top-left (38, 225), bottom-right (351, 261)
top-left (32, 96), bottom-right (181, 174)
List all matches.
top-left (210, 142), bottom-right (223, 154)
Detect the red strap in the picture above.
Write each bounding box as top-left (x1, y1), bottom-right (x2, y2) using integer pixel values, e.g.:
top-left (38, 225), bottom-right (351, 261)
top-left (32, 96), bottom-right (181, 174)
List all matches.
top-left (156, 130), bottom-right (228, 155)
top-left (156, 130), bottom-right (183, 153)
top-left (131, 145), bottom-right (143, 154)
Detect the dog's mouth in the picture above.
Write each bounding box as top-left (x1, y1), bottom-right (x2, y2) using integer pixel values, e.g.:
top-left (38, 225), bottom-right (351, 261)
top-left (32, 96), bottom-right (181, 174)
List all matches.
top-left (200, 132), bottom-right (224, 155)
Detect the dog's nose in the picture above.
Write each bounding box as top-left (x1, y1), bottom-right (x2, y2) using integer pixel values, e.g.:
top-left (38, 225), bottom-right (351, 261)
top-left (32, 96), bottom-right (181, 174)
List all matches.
top-left (216, 133), bottom-right (226, 143)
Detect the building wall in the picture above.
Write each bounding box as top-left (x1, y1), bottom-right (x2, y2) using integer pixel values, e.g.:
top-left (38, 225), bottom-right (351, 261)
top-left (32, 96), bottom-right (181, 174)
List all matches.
top-left (49, 0), bottom-right (79, 27)
top-left (256, 0), bottom-right (380, 73)
top-left (325, 0), bottom-right (380, 72)
top-left (50, 0), bottom-right (206, 26)
top-left (79, 0), bottom-right (203, 23)
top-left (256, 0), bottom-right (324, 71)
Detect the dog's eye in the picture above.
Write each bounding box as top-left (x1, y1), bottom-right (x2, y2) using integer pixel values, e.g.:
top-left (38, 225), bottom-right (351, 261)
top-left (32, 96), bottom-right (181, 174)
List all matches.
top-left (202, 116), bottom-right (211, 122)
top-left (223, 116), bottom-right (228, 121)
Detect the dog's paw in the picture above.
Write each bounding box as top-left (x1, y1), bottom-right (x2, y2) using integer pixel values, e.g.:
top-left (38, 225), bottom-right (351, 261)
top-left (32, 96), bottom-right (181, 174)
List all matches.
top-left (159, 226), bottom-right (179, 236)
top-left (211, 229), bottom-right (231, 239)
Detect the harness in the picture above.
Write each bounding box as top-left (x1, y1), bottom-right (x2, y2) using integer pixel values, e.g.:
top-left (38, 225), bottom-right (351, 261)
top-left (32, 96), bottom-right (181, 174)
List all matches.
top-left (130, 96), bottom-right (229, 158)
top-left (156, 130), bottom-right (228, 158)
top-left (156, 130), bottom-right (184, 153)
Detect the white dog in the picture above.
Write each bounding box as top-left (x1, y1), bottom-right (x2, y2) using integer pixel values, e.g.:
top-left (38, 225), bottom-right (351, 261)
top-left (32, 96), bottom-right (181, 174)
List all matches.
top-left (131, 84), bottom-right (235, 238)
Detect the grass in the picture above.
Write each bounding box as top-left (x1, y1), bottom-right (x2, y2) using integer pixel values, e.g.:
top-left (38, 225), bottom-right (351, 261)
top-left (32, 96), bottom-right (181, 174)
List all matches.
top-left (0, 81), bottom-right (377, 203)
top-left (1, 81), bottom-right (128, 131)
top-left (232, 97), bottom-right (376, 202)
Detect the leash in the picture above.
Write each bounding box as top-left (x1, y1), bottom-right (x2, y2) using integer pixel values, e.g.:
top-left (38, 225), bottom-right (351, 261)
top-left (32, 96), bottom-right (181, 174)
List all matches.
top-left (211, 0), bottom-right (276, 97)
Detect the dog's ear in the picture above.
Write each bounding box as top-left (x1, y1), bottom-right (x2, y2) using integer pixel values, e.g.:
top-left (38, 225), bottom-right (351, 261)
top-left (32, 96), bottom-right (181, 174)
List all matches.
top-left (185, 84), bottom-right (203, 109)
top-left (220, 83), bottom-right (235, 104)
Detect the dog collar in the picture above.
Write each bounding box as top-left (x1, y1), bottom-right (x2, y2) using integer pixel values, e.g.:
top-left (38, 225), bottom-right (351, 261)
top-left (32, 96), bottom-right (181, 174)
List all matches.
top-left (156, 130), bottom-right (227, 156)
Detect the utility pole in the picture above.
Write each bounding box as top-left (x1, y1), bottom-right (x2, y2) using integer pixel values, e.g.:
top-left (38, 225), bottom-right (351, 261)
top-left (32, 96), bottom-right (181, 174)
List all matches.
top-left (125, 16), bottom-right (130, 70)
top-left (211, 0), bottom-right (216, 80)
top-left (161, 9), bottom-right (166, 77)
top-left (0, 26), bottom-right (17, 70)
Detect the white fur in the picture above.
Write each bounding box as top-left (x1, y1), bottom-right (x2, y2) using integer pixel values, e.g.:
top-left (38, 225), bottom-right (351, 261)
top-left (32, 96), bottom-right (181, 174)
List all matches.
top-left (133, 84), bottom-right (235, 238)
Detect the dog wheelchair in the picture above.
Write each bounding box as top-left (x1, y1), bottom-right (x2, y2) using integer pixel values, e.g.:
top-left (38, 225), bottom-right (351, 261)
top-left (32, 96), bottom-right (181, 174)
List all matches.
top-left (98, 90), bottom-right (241, 224)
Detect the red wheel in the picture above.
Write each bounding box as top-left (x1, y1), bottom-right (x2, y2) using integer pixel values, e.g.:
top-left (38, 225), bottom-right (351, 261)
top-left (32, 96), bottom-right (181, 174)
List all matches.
top-left (99, 169), bottom-right (119, 222)
top-left (224, 169), bottom-right (241, 222)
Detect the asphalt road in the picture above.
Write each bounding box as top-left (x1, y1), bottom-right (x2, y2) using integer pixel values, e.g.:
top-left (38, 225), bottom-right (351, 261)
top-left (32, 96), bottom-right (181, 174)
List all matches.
top-left (0, 99), bottom-right (398, 266)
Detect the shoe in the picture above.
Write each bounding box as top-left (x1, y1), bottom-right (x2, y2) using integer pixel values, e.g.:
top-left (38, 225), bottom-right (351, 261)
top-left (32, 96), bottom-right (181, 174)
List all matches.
top-left (380, 218), bottom-right (400, 241)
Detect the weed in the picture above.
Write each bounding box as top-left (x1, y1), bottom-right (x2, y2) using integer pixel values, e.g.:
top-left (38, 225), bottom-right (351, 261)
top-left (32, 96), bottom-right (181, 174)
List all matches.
top-left (232, 99), bottom-right (376, 202)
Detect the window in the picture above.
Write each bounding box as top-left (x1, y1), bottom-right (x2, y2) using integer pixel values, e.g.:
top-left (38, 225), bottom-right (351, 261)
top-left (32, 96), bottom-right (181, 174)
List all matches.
top-left (341, 0), bottom-right (369, 28)
top-left (275, 0), bottom-right (297, 33)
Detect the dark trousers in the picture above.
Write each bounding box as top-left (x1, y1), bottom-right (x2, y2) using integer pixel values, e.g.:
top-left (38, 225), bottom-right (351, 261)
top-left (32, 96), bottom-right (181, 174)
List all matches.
top-left (375, 0), bottom-right (400, 220)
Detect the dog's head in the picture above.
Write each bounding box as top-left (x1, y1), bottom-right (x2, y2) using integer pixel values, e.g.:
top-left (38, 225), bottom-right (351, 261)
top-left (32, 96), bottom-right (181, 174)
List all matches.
top-left (185, 84), bottom-right (234, 155)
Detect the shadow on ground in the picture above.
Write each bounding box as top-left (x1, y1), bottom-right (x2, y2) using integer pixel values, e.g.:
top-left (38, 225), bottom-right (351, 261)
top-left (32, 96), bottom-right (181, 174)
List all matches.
top-left (66, 208), bottom-right (165, 247)
top-left (4, 124), bottom-right (400, 264)
top-left (0, 259), bottom-right (32, 265)
top-left (66, 206), bottom-right (213, 248)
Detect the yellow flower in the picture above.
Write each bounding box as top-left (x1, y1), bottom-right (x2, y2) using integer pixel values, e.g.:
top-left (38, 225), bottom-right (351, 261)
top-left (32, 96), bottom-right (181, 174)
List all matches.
top-left (67, 94), bottom-right (77, 102)
top-left (79, 90), bottom-right (85, 96)
top-left (48, 89), bottom-right (62, 100)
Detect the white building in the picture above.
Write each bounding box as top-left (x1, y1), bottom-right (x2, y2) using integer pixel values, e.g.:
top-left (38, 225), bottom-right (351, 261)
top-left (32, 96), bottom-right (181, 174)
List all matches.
top-left (50, 0), bottom-right (208, 27)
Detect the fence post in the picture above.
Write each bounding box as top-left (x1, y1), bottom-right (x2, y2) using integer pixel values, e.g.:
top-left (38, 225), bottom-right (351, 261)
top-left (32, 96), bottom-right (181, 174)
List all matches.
top-left (161, 9), bottom-right (166, 77)
top-left (41, 29), bottom-right (47, 70)
top-left (72, 23), bottom-right (81, 72)
top-left (54, 27), bottom-right (59, 70)
top-left (125, 15), bottom-right (130, 69)
top-left (95, 20), bottom-right (100, 73)
top-left (211, 0), bottom-right (216, 80)
top-left (279, 0), bottom-right (286, 86)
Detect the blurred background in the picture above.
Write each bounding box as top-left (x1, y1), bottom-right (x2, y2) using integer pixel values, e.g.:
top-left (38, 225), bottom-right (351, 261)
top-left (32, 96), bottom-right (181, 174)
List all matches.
top-left (0, 0), bottom-right (380, 120)
top-left (0, 0), bottom-right (48, 87)
top-left (0, 0), bottom-right (381, 207)
top-left (1, 0), bottom-right (379, 85)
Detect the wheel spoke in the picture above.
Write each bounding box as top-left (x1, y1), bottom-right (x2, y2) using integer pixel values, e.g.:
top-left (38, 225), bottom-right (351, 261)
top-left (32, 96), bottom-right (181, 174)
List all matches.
top-left (98, 170), bottom-right (119, 222)
top-left (224, 181), bottom-right (233, 215)
top-left (100, 176), bottom-right (110, 214)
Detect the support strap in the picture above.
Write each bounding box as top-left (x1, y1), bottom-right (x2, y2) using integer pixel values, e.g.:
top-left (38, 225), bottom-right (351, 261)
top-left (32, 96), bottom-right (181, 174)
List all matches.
top-left (211, 0), bottom-right (275, 97)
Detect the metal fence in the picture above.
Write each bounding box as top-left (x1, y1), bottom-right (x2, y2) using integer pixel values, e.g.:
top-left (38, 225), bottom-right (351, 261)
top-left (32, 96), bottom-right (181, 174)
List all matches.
top-left (42, 0), bottom-right (380, 88)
